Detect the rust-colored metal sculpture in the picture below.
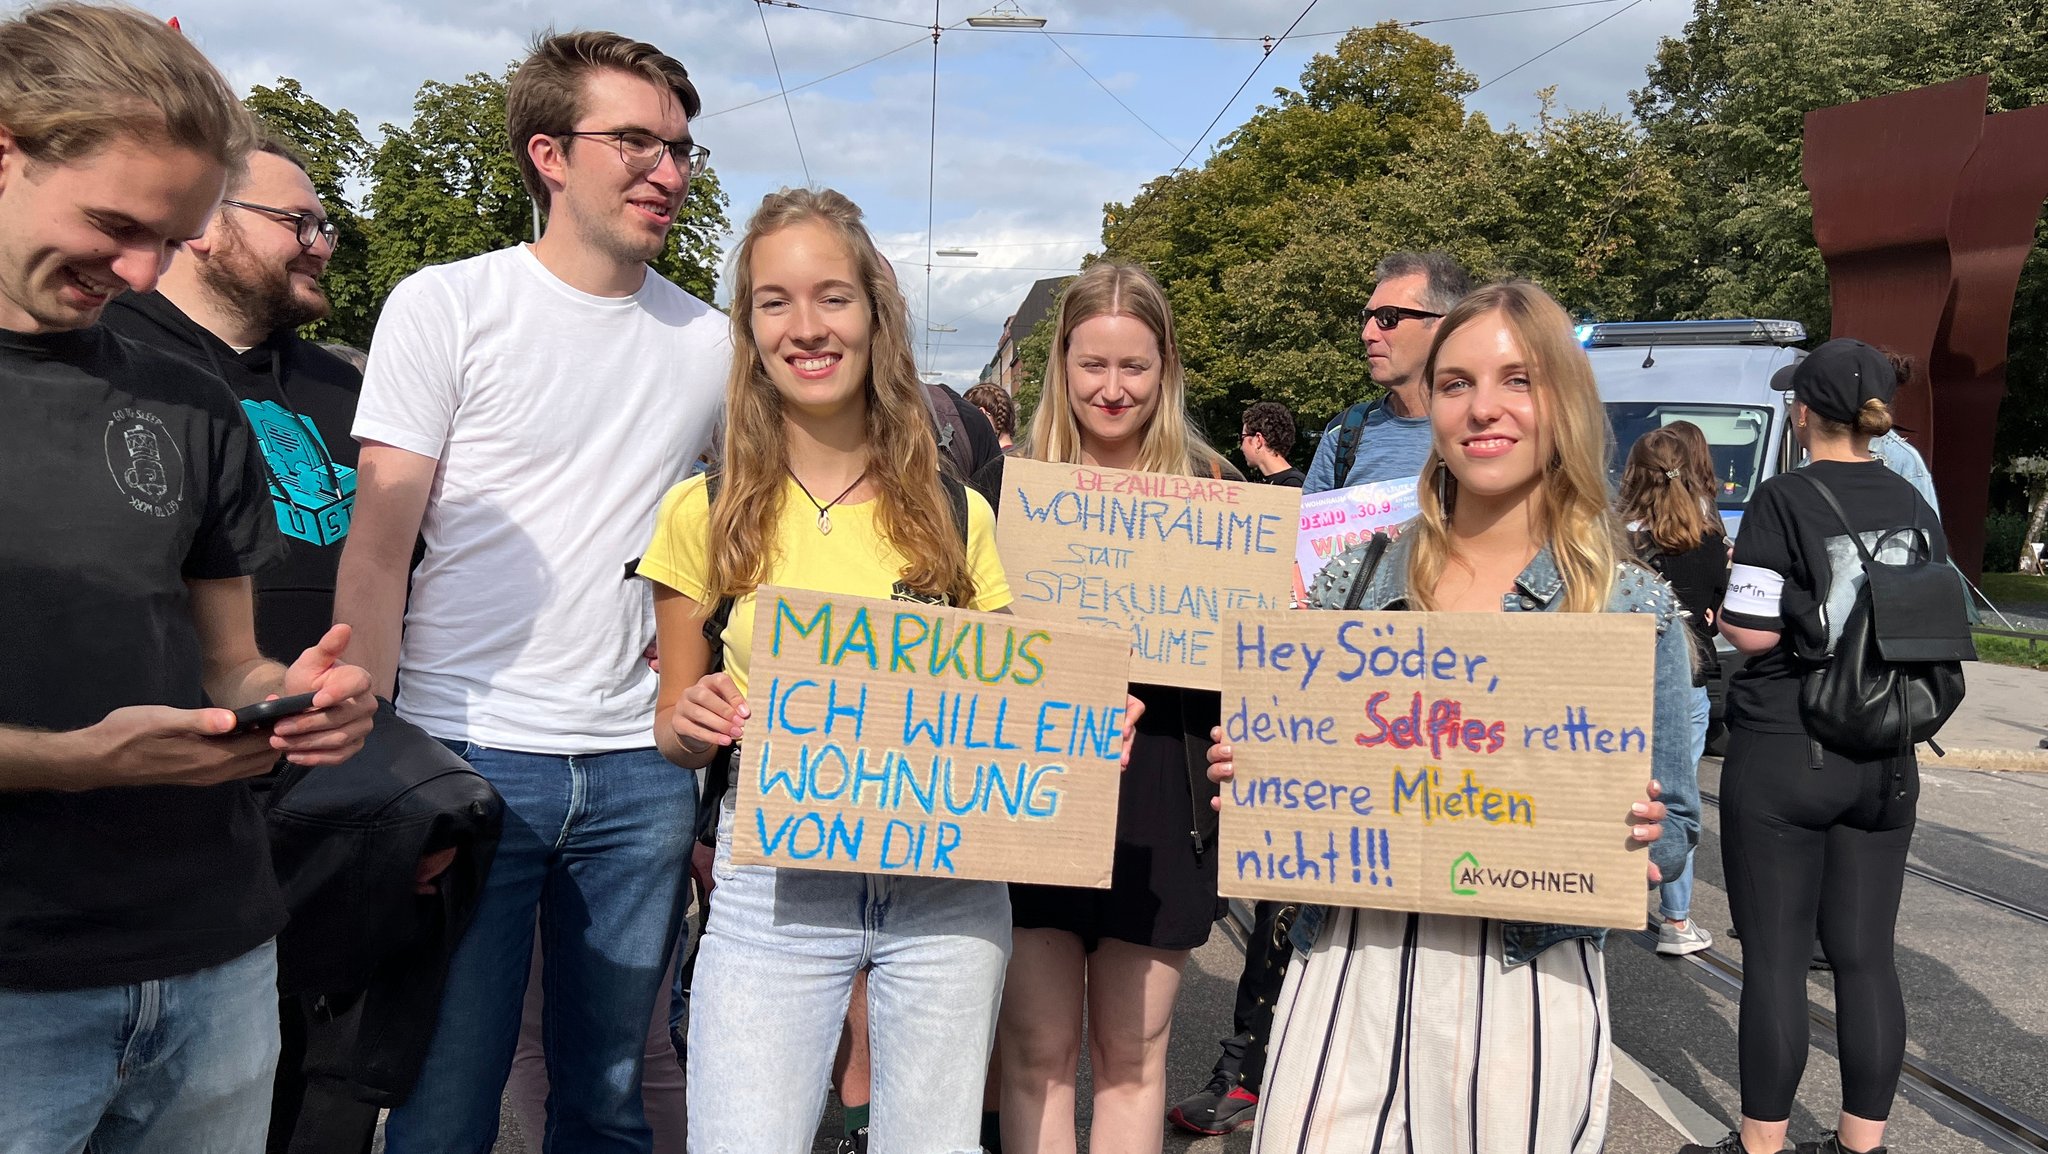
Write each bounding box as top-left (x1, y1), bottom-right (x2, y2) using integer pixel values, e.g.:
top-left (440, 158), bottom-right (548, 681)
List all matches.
top-left (1803, 76), bottom-right (2048, 580)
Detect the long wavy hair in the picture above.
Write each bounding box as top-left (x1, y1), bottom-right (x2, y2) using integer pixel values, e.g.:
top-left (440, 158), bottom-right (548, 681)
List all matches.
top-left (708, 187), bottom-right (974, 606)
top-left (1619, 422), bottom-right (1726, 553)
top-left (1408, 280), bottom-right (1625, 614)
top-left (1024, 261), bottom-right (1229, 477)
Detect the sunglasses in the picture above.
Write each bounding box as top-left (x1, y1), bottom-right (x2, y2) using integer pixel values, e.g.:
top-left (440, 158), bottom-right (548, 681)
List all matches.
top-left (1360, 304), bottom-right (1444, 330)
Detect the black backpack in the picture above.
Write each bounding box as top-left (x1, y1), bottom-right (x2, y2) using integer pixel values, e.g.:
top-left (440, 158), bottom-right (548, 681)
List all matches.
top-left (1792, 473), bottom-right (1972, 760)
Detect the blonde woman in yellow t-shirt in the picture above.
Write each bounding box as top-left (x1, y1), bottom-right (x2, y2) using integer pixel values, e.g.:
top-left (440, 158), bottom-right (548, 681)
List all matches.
top-left (637, 188), bottom-right (1014, 1153)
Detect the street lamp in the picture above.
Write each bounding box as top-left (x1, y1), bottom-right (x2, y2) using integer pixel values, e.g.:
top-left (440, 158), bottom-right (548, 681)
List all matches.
top-left (935, 247), bottom-right (979, 258)
top-left (966, 2), bottom-right (1046, 29)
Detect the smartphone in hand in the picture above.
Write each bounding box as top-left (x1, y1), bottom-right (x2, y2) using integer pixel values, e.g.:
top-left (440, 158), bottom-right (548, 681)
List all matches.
top-left (230, 692), bottom-right (320, 734)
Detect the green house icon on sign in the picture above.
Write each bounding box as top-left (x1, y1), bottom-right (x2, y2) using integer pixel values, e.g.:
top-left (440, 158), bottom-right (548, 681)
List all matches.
top-left (1450, 851), bottom-right (1480, 896)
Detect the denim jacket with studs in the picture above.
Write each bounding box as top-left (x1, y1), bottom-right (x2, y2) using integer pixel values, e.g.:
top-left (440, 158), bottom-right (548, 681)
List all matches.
top-left (1284, 531), bottom-right (1702, 968)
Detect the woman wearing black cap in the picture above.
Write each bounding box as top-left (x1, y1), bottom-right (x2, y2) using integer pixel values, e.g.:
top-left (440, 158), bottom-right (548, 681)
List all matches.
top-left (1680, 339), bottom-right (1948, 1154)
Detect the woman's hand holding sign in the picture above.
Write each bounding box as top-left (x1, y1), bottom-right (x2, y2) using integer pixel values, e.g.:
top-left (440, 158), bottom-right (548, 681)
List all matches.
top-left (672, 672), bottom-right (747, 766)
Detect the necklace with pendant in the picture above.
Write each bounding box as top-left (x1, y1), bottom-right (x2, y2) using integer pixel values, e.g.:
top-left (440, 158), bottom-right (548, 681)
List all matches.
top-left (789, 465), bottom-right (868, 536)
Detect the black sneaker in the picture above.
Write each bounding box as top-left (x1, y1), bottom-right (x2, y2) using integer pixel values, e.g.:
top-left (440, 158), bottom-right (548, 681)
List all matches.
top-left (1677, 1135), bottom-right (1748, 1153)
top-left (1795, 1132), bottom-right (1886, 1154)
top-left (1167, 1070), bottom-right (1258, 1135)
top-left (832, 1127), bottom-right (869, 1154)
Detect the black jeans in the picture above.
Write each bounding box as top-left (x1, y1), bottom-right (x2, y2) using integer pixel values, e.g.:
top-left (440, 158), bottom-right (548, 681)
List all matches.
top-left (1720, 727), bottom-right (1916, 1123)
top-left (1212, 900), bottom-right (1295, 1092)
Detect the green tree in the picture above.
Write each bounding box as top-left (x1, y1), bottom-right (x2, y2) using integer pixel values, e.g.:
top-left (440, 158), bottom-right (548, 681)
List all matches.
top-left (366, 69), bottom-right (732, 310)
top-left (364, 72), bottom-right (532, 303)
top-left (244, 79), bottom-right (377, 346)
top-left (1634, 0), bottom-right (2048, 475)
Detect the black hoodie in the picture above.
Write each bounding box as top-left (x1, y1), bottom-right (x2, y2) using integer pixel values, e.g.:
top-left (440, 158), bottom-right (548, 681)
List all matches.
top-left (102, 292), bottom-right (361, 660)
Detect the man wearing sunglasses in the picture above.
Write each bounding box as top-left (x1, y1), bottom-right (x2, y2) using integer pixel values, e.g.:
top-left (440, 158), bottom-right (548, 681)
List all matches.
top-left (336, 29), bottom-right (727, 1154)
top-left (1298, 251), bottom-right (1472, 497)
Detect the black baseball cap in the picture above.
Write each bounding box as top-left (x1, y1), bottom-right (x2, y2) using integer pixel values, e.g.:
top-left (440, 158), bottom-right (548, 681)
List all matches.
top-left (1770, 338), bottom-right (1897, 425)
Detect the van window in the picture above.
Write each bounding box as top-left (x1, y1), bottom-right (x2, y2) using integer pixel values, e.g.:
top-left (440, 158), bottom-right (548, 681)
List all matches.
top-left (1606, 403), bottom-right (1774, 510)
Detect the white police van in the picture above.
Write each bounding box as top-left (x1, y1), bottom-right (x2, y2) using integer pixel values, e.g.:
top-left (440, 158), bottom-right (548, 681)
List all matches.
top-left (1580, 318), bottom-right (1809, 735)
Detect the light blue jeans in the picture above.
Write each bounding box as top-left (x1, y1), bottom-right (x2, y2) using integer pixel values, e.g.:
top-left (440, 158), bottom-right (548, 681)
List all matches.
top-left (384, 742), bottom-right (693, 1154)
top-left (1660, 686), bottom-right (1714, 922)
top-left (687, 795), bottom-right (1011, 1153)
top-left (0, 940), bottom-right (279, 1154)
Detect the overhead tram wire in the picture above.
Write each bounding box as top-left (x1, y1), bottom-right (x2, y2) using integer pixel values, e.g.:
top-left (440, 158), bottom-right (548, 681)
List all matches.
top-left (1039, 31), bottom-right (1184, 157)
top-left (1168, 0), bottom-right (1323, 174)
top-left (755, 1), bottom-right (812, 184)
top-left (754, 0), bottom-right (928, 31)
top-left (696, 31), bottom-right (928, 121)
top-left (1406, 0), bottom-right (1632, 28)
top-left (1473, 0), bottom-right (1652, 92)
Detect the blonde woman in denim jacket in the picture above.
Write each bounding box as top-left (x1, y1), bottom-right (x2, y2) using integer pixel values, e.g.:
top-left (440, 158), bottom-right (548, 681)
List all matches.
top-left (1206, 281), bottom-right (1699, 1152)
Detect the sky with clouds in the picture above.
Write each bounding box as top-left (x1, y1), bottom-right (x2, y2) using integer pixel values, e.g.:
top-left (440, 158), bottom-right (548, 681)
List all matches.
top-left (146, 0), bottom-right (1693, 384)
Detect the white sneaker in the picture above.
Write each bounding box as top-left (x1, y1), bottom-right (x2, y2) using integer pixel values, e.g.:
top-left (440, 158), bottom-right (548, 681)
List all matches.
top-left (1657, 918), bottom-right (1713, 956)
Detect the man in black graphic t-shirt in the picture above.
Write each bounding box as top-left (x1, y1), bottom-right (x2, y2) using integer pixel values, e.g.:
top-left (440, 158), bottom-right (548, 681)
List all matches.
top-left (103, 137), bottom-right (360, 659)
top-left (0, 8), bottom-right (374, 1152)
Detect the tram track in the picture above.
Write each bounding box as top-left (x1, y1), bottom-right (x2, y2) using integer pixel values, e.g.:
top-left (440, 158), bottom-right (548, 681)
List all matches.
top-left (1698, 788), bottom-right (2048, 928)
top-left (1627, 931), bottom-right (2048, 1153)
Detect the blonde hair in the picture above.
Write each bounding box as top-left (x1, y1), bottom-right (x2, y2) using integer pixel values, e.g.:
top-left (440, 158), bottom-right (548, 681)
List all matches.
top-left (1808, 398), bottom-right (1895, 440)
top-left (1619, 422), bottom-right (1725, 553)
top-left (1408, 280), bottom-right (1626, 614)
top-left (709, 187), bottom-right (974, 607)
top-left (1024, 261), bottom-right (1229, 477)
top-left (0, 2), bottom-right (255, 168)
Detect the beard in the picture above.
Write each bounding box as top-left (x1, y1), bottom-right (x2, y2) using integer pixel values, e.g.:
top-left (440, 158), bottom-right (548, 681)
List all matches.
top-left (198, 222), bottom-right (330, 337)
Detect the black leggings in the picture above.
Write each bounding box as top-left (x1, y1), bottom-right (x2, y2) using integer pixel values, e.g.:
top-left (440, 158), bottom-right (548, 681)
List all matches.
top-left (1720, 727), bottom-right (1916, 1123)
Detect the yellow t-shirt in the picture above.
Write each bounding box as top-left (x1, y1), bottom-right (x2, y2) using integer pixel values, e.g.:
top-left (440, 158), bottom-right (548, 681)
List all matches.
top-left (637, 475), bottom-right (1013, 697)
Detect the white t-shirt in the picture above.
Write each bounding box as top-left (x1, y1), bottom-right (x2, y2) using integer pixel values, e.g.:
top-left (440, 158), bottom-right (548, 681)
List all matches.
top-left (353, 245), bottom-right (728, 753)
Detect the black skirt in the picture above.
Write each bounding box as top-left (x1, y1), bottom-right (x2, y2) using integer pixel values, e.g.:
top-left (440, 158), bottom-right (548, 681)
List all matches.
top-left (1010, 684), bottom-right (1221, 952)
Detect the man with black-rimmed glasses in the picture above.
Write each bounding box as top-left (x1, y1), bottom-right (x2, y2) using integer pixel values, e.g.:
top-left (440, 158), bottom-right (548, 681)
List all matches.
top-left (334, 29), bottom-right (728, 1154)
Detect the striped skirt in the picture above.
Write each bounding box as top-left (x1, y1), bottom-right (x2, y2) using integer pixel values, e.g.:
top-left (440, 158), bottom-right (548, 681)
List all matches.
top-left (1252, 908), bottom-right (1611, 1154)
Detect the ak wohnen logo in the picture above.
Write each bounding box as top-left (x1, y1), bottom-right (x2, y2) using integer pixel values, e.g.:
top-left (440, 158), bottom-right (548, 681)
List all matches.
top-left (104, 408), bottom-right (185, 517)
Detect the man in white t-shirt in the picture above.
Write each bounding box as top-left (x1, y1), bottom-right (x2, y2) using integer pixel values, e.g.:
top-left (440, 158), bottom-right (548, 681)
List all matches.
top-left (334, 29), bottom-right (727, 1153)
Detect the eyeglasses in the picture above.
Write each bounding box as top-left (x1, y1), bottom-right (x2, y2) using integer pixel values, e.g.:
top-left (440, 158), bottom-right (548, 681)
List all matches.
top-left (558, 130), bottom-right (711, 180)
top-left (1361, 304), bottom-right (1443, 331)
top-left (220, 200), bottom-right (337, 250)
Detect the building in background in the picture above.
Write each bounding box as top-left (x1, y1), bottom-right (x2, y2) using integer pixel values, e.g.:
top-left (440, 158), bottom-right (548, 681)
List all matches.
top-left (982, 276), bottom-right (1070, 393)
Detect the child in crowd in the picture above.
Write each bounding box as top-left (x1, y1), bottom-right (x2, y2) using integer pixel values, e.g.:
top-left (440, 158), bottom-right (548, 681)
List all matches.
top-left (638, 187), bottom-right (1014, 1152)
top-left (971, 261), bottom-right (1236, 1154)
top-left (1619, 421), bottom-right (1729, 957)
top-left (1207, 280), bottom-right (1696, 1152)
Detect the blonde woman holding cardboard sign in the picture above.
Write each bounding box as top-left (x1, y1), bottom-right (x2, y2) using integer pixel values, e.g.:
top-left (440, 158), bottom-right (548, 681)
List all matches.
top-left (1206, 280), bottom-right (1698, 1152)
top-left (969, 261), bottom-right (1239, 1154)
top-left (638, 188), bottom-right (1021, 1154)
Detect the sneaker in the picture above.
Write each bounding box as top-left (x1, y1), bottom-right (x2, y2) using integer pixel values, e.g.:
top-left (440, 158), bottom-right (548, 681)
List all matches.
top-left (1677, 1134), bottom-right (1749, 1153)
top-left (1795, 1132), bottom-right (1887, 1154)
top-left (1167, 1070), bottom-right (1259, 1135)
top-left (1657, 918), bottom-right (1714, 956)
top-left (832, 1128), bottom-right (868, 1154)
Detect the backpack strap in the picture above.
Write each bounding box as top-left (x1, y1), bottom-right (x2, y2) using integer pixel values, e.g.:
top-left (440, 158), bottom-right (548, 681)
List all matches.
top-left (924, 382), bottom-right (974, 481)
top-left (941, 473), bottom-right (970, 547)
top-left (1330, 400), bottom-right (1370, 487)
top-left (1341, 532), bottom-right (1393, 611)
top-left (1789, 471), bottom-right (1878, 570)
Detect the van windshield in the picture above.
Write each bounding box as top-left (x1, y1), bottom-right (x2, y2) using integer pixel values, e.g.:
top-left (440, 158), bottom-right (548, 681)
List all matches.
top-left (1605, 402), bottom-right (1775, 509)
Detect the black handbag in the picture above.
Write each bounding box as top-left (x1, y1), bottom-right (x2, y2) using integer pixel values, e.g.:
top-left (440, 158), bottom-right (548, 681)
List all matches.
top-left (1792, 474), bottom-right (1972, 761)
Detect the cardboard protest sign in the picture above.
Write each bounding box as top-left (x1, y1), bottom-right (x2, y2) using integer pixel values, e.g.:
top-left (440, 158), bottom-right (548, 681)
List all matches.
top-left (993, 457), bottom-right (1299, 690)
top-left (731, 586), bottom-right (1132, 887)
top-left (1293, 478), bottom-right (1419, 601)
top-left (1218, 611), bottom-right (1656, 930)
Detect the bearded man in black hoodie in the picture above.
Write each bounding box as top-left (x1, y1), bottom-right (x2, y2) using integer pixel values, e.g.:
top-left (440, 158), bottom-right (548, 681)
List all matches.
top-left (104, 136), bottom-right (358, 657)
